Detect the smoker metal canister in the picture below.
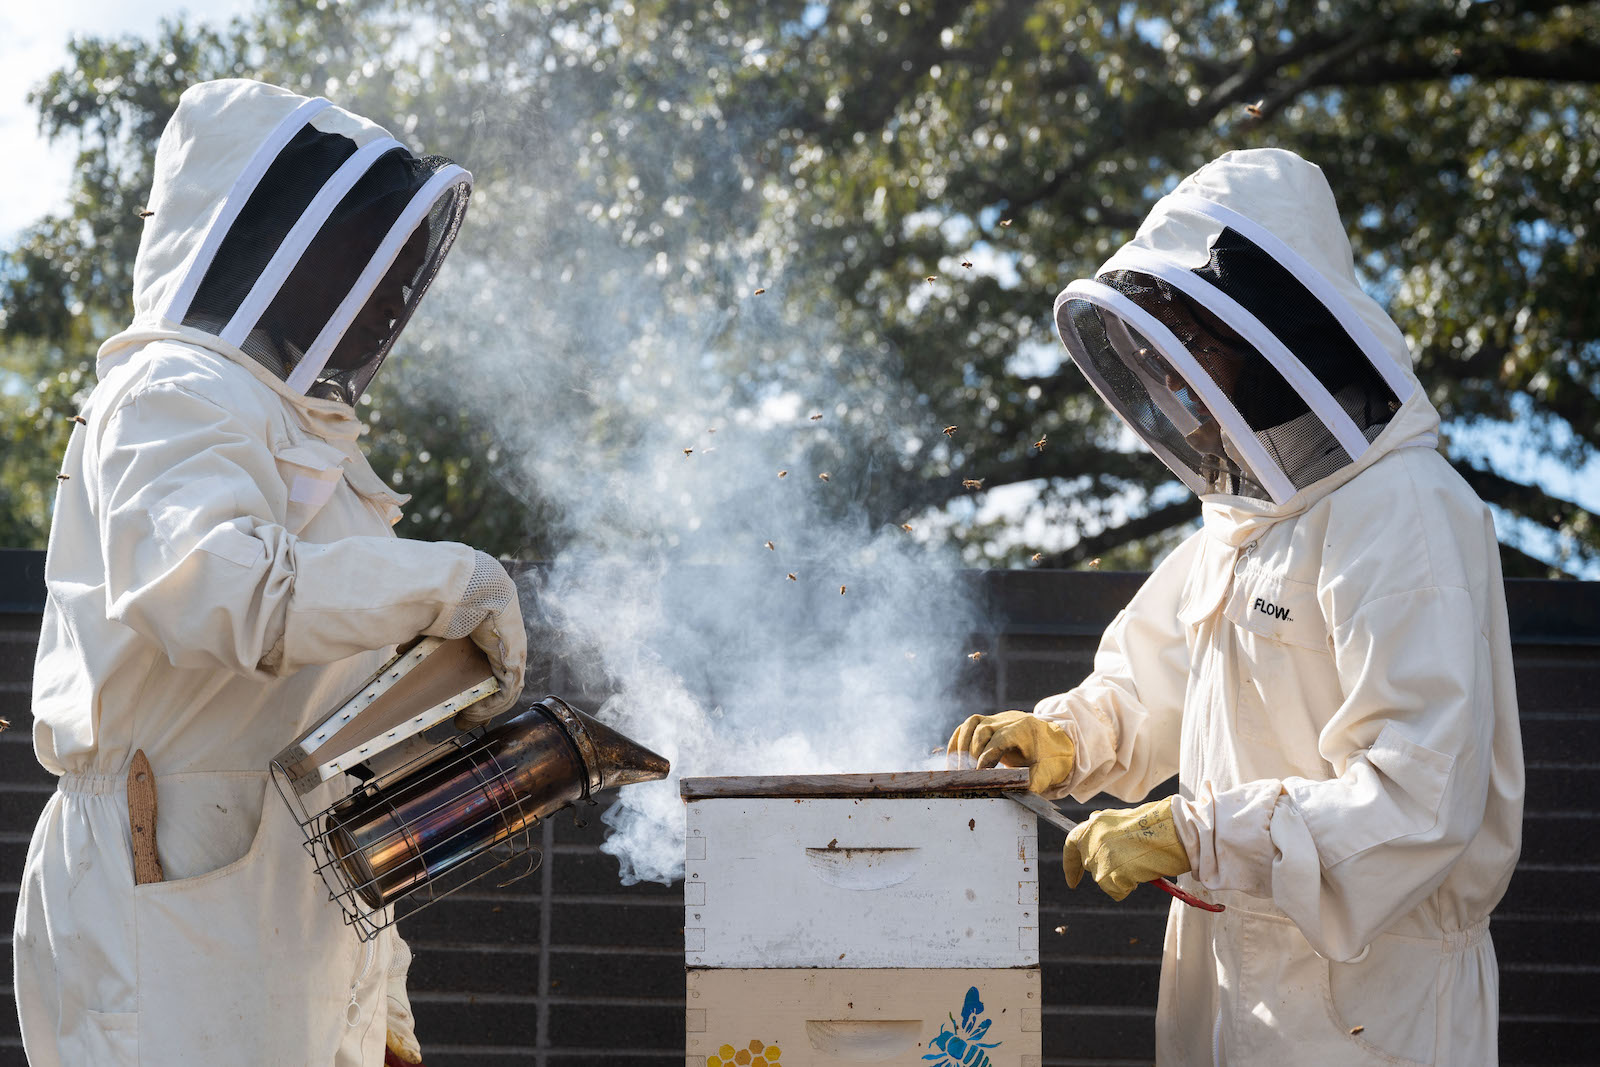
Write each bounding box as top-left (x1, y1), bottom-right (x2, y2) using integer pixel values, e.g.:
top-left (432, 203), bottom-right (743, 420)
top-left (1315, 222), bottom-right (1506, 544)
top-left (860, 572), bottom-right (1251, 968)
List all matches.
top-left (323, 696), bottom-right (667, 909)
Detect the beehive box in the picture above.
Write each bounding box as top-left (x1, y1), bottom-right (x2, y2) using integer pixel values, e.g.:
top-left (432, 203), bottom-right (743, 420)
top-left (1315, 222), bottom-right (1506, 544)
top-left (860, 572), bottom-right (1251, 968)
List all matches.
top-left (686, 967), bottom-right (1042, 1067)
top-left (681, 770), bottom-right (1039, 970)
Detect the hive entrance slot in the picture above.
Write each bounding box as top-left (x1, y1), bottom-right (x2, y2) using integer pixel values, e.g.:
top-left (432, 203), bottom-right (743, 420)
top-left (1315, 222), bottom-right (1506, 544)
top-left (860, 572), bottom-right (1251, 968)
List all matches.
top-left (804, 1019), bottom-right (922, 1060)
top-left (802, 846), bottom-right (922, 891)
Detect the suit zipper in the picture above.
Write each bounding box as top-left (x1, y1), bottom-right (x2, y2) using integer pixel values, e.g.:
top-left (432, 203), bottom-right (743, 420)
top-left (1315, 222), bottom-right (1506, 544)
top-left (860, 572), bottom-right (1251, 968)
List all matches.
top-left (346, 937), bottom-right (377, 1026)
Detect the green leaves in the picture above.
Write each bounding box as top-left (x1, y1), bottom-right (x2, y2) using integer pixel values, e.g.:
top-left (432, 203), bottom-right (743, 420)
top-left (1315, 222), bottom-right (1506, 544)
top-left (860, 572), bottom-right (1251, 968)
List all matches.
top-left (3, 0), bottom-right (1595, 575)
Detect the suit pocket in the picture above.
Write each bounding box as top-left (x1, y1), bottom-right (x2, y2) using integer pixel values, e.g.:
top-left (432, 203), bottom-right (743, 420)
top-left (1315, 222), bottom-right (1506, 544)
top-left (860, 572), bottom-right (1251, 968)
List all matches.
top-left (273, 442), bottom-right (347, 535)
top-left (69, 1009), bottom-right (138, 1064)
top-left (1321, 930), bottom-right (1440, 1065)
top-left (133, 788), bottom-right (358, 1064)
top-left (1221, 568), bottom-right (1333, 750)
top-left (1223, 568), bottom-right (1328, 653)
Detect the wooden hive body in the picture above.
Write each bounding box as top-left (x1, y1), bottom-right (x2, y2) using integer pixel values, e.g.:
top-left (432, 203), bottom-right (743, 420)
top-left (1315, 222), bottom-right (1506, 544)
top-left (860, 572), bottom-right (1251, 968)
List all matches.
top-left (682, 770), bottom-right (1043, 1067)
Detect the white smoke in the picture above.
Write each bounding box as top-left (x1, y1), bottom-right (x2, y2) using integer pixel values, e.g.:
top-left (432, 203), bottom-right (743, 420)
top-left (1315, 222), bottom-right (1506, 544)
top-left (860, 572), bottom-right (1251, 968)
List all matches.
top-left (404, 93), bottom-right (992, 886)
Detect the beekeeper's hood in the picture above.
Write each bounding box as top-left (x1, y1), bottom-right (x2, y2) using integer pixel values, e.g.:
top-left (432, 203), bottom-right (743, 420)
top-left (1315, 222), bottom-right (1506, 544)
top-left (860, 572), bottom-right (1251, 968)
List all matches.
top-left (99, 79), bottom-right (472, 408)
top-left (1053, 148), bottom-right (1438, 516)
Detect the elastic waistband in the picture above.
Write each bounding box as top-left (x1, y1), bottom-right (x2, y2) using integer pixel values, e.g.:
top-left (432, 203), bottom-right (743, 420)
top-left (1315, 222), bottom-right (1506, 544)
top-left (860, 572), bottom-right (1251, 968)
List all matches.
top-left (1216, 894), bottom-right (1492, 953)
top-left (56, 769), bottom-right (269, 795)
top-left (1443, 916), bottom-right (1491, 952)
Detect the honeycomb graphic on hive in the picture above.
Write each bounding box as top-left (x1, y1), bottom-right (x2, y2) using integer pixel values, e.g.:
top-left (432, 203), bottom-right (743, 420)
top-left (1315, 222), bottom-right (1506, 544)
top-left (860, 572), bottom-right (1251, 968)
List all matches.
top-left (707, 1038), bottom-right (780, 1065)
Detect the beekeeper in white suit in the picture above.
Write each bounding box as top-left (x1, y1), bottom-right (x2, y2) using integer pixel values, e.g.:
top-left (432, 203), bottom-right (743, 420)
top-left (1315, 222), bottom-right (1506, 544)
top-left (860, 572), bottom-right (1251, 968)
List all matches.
top-left (14, 79), bottom-right (526, 1065)
top-left (951, 148), bottom-right (1523, 1064)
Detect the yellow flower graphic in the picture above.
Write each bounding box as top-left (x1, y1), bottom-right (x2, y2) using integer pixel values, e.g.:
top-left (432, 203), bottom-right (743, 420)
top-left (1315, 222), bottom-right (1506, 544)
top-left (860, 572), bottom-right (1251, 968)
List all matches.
top-left (707, 1038), bottom-right (781, 1065)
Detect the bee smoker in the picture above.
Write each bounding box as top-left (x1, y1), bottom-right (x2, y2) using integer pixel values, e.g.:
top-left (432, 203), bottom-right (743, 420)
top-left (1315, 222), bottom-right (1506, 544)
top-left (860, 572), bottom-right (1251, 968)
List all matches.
top-left (270, 636), bottom-right (669, 939)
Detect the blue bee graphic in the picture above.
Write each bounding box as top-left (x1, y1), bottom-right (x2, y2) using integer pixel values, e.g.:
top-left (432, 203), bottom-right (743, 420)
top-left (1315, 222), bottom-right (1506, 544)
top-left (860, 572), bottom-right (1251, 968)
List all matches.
top-left (923, 985), bottom-right (1001, 1066)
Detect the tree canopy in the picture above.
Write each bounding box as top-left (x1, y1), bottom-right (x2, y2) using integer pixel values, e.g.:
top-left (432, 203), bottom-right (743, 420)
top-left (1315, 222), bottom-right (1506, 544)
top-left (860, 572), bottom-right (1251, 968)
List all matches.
top-left (4, 0), bottom-right (1596, 575)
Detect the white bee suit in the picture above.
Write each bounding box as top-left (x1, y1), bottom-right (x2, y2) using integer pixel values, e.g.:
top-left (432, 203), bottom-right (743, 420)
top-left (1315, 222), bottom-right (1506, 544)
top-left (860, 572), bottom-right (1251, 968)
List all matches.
top-left (1040, 150), bottom-right (1523, 1064)
top-left (14, 80), bottom-right (518, 1064)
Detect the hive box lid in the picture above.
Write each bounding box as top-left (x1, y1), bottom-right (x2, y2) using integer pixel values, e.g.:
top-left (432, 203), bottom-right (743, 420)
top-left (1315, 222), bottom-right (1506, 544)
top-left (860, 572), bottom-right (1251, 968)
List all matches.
top-left (680, 768), bottom-right (1029, 800)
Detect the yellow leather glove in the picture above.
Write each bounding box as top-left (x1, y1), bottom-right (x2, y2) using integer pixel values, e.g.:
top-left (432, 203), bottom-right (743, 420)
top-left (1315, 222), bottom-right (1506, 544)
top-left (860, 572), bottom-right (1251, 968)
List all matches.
top-left (384, 932), bottom-right (423, 1065)
top-left (1062, 797), bottom-right (1191, 902)
top-left (385, 1031), bottom-right (422, 1065)
top-left (946, 711), bottom-right (1076, 794)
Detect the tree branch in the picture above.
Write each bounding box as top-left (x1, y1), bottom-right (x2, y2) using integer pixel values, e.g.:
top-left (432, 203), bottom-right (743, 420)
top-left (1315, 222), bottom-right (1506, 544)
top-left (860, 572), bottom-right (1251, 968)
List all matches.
top-left (1450, 461), bottom-right (1600, 538)
top-left (1498, 540), bottom-right (1575, 579)
top-left (1036, 498), bottom-right (1200, 568)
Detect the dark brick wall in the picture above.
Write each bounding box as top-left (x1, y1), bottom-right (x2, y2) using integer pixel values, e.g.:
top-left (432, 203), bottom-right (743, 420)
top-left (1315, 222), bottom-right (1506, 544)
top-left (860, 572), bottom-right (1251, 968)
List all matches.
top-left (0, 550), bottom-right (1595, 1065)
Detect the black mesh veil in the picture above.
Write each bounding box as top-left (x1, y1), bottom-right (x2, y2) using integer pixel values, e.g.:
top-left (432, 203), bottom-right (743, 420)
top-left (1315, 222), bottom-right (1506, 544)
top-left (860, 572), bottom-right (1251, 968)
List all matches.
top-left (1056, 220), bottom-right (1407, 504)
top-left (1057, 290), bottom-right (1279, 499)
top-left (182, 121), bottom-right (471, 405)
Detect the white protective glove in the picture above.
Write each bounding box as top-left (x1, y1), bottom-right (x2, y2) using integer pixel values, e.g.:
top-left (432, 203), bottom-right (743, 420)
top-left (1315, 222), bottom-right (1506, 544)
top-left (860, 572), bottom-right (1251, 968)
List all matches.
top-left (428, 550), bottom-right (526, 728)
top-left (384, 930), bottom-right (422, 1064)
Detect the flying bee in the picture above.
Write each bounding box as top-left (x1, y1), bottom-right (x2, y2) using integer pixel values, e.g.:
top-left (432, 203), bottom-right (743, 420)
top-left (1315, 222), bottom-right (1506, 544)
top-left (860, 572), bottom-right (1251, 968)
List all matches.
top-left (56, 473), bottom-right (70, 481)
top-left (942, 425), bottom-right (958, 437)
top-left (778, 469), bottom-right (788, 478)
top-left (1245, 99), bottom-right (1264, 118)
top-left (925, 275), bottom-right (937, 284)
top-left (707, 428), bottom-right (717, 434)
top-left (754, 288), bottom-right (766, 295)
top-left (764, 541), bottom-right (775, 551)
top-left (962, 478), bottom-right (984, 489)
top-left (968, 651), bottom-right (984, 661)
top-left (682, 448), bottom-right (693, 456)
top-left (900, 523), bottom-right (913, 532)
top-left (810, 413), bottom-right (823, 421)
top-left (136, 209), bottom-right (154, 218)
top-left (1033, 433), bottom-right (1047, 452)
top-left (961, 260), bottom-right (973, 268)
top-left (818, 472), bottom-right (830, 482)
top-left (68, 414), bottom-right (87, 426)
top-left (999, 218), bottom-right (1012, 227)
top-left (786, 573), bottom-right (797, 582)
top-left (1088, 558), bottom-right (1102, 569)
top-left (839, 585), bottom-right (846, 595)
top-left (1031, 553), bottom-right (1043, 564)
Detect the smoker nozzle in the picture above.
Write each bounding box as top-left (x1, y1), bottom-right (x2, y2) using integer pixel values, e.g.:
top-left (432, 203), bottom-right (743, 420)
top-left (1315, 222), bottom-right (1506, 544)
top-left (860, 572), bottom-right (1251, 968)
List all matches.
top-left (566, 703), bottom-right (671, 792)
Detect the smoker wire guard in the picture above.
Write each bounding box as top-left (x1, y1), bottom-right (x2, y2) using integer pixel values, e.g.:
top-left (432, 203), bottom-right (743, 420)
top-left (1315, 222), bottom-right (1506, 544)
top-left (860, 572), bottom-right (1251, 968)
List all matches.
top-left (269, 696), bottom-right (600, 943)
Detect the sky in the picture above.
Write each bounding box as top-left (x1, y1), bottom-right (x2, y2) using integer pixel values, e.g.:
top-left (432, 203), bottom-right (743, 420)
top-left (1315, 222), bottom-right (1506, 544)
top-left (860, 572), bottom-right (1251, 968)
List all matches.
top-left (0, 0), bottom-right (254, 239)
